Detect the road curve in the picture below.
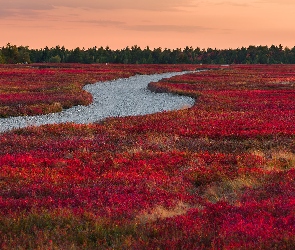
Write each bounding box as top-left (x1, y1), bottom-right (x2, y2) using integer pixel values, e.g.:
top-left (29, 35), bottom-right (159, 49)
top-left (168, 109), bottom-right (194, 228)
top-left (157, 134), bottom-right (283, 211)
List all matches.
top-left (0, 71), bottom-right (195, 133)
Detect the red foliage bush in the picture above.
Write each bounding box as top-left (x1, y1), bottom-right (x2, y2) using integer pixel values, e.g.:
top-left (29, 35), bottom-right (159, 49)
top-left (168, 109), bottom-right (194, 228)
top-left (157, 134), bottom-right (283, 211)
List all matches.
top-left (1, 64), bottom-right (295, 249)
top-left (0, 63), bottom-right (199, 117)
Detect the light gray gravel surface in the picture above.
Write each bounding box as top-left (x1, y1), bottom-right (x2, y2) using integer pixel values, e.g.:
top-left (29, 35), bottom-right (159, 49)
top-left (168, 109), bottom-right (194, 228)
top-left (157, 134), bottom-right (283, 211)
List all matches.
top-left (0, 71), bottom-right (196, 133)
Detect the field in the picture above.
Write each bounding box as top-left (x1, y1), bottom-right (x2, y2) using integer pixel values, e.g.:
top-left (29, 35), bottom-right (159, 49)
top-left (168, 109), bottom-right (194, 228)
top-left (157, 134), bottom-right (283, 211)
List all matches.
top-left (0, 63), bottom-right (200, 117)
top-left (0, 64), bottom-right (295, 249)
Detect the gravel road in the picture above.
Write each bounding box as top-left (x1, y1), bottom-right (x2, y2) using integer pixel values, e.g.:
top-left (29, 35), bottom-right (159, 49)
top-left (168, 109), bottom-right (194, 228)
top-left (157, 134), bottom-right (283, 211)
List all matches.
top-left (0, 71), bottom-right (195, 133)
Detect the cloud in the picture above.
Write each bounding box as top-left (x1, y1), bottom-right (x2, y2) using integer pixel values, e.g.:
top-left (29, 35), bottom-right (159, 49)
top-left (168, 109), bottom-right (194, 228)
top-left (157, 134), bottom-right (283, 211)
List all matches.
top-left (0, 1), bottom-right (54, 20)
top-left (0, 0), bottom-right (200, 24)
top-left (0, 1), bottom-right (54, 10)
top-left (0, 0), bottom-right (196, 12)
top-left (125, 24), bottom-right (211, 33)
top-left (67, 19), bottom-right (208, 32)
top-left (56, 0), bottom-right (196, 11)
top-left (72, 19), bottom-right (125, 27)
top-left (257, 0), bottom-right (295, 3)
top-left (210, 0), bottom-right (295, 6)
top-left (0, 9), bottom-right (12, 18)
top-left (212, 1), bottom-right (250, 7)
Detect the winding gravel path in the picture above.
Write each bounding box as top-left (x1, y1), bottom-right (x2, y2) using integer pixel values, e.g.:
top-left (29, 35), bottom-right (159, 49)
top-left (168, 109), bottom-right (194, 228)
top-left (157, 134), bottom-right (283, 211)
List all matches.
top-left (0, 71), bottom-right (195, 133)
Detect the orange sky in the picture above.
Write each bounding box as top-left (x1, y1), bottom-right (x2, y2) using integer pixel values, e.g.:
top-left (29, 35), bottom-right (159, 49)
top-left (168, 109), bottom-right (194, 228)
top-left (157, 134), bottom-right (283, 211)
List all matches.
top-left (1, 0), bottom-right (294, 50)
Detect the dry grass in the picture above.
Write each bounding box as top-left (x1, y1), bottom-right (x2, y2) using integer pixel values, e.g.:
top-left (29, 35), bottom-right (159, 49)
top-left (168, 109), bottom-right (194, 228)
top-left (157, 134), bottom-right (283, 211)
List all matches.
top-left (202, 150), bottom-right (295, 204)
top-left (202, 176), bottom-right (261, 204)
top-left (252, 149), bottom-right (295, 170)
top-left (136, 202), bottom-right (194, 223)
top-left (268, 151), bottom-right (295, 170)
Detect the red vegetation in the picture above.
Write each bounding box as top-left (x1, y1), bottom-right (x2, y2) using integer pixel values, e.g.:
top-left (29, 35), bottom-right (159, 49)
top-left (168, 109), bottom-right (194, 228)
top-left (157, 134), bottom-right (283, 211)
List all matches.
top-left (0, 64), bottom-right (295, 249)
top-left (148, 64), bottom-right (295, 138)
top-left (0, 63), bottom-right (200, 117)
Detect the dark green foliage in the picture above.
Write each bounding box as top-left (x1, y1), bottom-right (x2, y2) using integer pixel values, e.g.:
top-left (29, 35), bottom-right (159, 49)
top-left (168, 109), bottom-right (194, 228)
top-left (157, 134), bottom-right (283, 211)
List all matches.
top-left (1, 43), bottom-right (295, 64)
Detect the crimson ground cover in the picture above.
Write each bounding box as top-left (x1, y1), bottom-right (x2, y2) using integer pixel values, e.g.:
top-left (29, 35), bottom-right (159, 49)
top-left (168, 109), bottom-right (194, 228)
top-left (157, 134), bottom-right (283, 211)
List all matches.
top-left (0, 64), bottom-right (295, 249)
top-left (0, 63), bottom-right (200, 117)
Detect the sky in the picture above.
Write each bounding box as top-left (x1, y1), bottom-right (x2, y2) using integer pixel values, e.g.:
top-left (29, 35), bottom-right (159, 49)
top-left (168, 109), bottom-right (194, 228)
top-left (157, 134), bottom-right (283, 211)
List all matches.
top-left (1, 0), bottom-right (294, 50)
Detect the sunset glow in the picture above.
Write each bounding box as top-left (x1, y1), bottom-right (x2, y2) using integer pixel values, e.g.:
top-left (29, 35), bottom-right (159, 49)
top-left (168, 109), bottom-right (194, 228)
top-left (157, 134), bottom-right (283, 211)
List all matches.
top-left (1, 0), bottom-right (295, 50)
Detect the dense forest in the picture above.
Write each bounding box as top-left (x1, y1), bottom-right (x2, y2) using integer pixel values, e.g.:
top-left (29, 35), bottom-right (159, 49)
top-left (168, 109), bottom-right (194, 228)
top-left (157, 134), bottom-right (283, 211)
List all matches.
top-left (1, 43), bottom-right (295, 64)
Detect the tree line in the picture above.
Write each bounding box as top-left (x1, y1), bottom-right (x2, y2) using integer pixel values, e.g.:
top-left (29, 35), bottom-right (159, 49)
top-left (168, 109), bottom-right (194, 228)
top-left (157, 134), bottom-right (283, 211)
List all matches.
top-left (1, 43), bottom-right (295, 64)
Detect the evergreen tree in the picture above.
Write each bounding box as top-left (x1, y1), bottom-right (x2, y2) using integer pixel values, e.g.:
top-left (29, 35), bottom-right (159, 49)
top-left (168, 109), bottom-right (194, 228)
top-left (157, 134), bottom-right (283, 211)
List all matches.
top-left (1, 43), bottom-right (295, 64)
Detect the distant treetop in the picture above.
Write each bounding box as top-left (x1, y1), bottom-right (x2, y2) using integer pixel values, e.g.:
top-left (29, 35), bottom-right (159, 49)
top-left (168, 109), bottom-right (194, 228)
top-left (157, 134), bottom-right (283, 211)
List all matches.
top-left (1, 44), bottom-right (295, 64)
